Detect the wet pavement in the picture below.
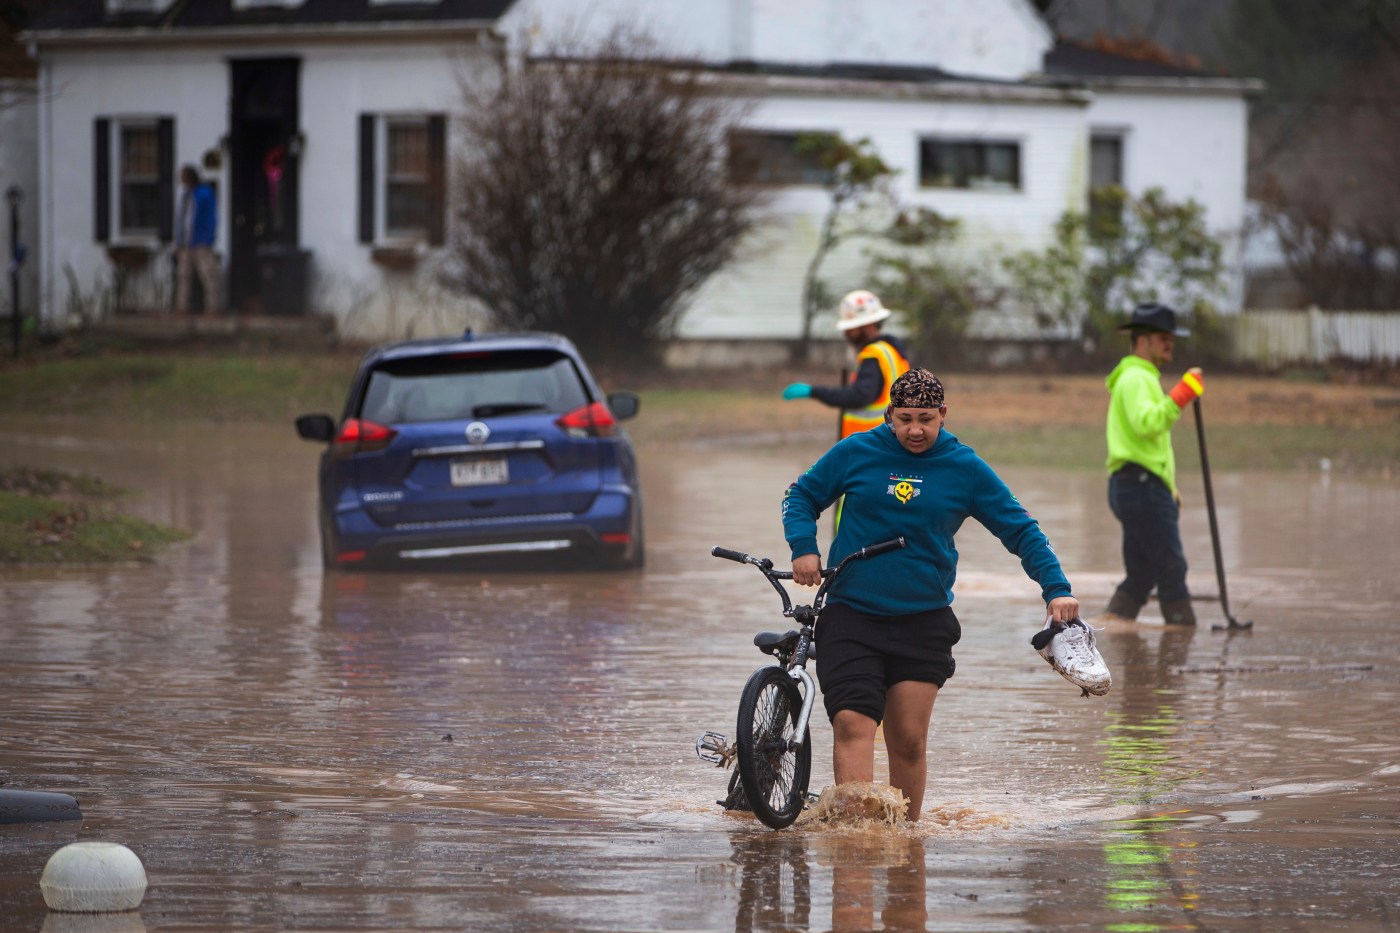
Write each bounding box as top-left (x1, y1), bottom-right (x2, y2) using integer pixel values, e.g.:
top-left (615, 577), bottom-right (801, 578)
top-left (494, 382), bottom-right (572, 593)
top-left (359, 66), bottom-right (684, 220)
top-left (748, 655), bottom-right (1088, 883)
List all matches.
top-left (2, 418), bottom-right (1398, 931)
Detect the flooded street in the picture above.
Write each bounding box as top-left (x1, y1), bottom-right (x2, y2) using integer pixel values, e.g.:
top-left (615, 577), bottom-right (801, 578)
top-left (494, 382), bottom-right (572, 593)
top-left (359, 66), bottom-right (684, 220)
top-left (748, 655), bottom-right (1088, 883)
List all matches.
top-left (2, 418), bottom-right (1399, 931)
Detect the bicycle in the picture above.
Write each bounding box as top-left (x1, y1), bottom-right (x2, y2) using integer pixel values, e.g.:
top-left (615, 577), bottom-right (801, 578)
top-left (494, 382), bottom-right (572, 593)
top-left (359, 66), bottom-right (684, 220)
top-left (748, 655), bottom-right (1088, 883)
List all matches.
top-left (695, 536), bottom-right (907, 829)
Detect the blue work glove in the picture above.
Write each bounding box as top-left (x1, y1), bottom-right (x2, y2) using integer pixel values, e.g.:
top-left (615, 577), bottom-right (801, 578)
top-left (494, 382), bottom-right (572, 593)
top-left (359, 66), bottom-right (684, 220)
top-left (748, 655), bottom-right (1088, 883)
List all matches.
top-left (782, 383), bottom-right (812, 400)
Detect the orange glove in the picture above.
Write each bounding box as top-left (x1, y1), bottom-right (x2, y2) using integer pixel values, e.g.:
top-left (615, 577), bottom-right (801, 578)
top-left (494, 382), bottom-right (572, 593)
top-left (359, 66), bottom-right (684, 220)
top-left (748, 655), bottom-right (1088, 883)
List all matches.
top-left (1169, 367), bottom-right (1204, 408)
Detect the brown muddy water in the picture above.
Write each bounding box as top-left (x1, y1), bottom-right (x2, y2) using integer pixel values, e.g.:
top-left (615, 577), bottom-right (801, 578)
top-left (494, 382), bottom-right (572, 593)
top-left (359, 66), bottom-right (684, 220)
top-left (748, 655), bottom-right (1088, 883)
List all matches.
top-left (2, 418), bottom-right (1398, 932)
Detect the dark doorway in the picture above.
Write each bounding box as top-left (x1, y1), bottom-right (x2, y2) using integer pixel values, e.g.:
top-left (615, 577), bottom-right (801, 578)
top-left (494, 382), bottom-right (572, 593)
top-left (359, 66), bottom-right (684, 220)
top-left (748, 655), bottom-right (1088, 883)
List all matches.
top-left (228, 58), bottom-right (307, 315)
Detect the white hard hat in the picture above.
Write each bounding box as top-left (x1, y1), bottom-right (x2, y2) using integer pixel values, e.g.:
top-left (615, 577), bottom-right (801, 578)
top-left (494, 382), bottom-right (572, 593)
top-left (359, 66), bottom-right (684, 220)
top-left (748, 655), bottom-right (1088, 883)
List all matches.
top-left (836, 290), bottom-right (892, 331)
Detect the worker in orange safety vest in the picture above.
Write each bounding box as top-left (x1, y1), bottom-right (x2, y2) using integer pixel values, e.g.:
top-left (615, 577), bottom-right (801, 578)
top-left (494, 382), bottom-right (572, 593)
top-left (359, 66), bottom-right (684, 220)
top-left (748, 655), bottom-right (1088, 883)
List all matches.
top-left (781, 290), bottom-right (912, 439)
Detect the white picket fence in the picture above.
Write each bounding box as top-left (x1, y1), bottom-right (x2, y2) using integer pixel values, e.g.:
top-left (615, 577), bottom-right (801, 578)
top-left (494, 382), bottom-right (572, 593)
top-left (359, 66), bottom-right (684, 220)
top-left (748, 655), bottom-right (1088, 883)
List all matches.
top-left (1229, 309), bottom-right (1400, 366)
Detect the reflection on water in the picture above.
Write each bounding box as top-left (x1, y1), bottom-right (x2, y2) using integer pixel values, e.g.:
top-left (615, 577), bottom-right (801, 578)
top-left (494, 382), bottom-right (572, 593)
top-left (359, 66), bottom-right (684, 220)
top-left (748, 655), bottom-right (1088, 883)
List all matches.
top-left (1102, 813), bottom-right (1200, 926)
top-left (1096, 625), bottom-right (1201, 932)
top-left (1, 419), bottom-right (1398, 930)
top-left (40, 912), bottom-right (147, 933)
top-left (817, 832), bottom-right (929, 933)
top-left (730, 832), bottom-right (811, 932)
top-left (728, 824), bottom-right (933, 932)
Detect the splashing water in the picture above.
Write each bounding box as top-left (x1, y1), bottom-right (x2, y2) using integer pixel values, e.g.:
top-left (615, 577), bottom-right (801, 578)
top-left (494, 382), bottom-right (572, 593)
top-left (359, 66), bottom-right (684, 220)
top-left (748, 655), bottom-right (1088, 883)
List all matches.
top-left (797, 782), bottom-right (910, 827)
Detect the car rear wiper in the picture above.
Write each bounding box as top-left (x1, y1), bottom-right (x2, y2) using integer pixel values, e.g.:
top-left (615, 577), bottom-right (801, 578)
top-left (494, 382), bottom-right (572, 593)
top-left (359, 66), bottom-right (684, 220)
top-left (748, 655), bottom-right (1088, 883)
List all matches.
top-left (471, 403), bottom-right (546, 418)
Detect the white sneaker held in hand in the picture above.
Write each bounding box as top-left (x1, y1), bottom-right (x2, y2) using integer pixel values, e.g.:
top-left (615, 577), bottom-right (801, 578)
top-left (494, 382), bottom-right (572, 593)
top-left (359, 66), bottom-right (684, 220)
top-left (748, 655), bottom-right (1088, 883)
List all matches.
top-left (1032, 617), bottom-right (1111, 697)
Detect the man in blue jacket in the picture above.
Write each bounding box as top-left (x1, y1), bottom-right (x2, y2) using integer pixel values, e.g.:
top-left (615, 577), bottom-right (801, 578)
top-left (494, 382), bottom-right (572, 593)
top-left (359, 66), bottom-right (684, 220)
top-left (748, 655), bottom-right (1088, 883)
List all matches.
top-left (176, 165), bottom-right (219, 317)
top-left (782, 368), bottom-right (1082, 821)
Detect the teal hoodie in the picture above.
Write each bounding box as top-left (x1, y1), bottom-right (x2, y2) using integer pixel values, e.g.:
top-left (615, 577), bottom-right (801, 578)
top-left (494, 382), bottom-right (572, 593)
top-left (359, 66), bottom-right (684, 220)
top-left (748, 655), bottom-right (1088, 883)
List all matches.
top-left (1105, 354), bottom-right (1184, 494)
top-left (782, 424), bottom-right (1072, 617)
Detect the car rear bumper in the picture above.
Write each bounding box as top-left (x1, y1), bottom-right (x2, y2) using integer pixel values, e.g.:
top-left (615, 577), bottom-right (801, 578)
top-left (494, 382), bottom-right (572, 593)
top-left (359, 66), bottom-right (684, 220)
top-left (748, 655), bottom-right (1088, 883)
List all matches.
top-left (327, 491), bottom-right (638, 568)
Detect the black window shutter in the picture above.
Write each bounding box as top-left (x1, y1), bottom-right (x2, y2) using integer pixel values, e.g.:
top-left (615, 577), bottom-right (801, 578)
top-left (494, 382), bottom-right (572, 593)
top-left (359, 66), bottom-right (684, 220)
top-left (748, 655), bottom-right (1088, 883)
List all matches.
top-left (358, 113), bottom-right (375, 244)
top-left (94, 118), bottom-right (110, 243)
top-left (157, 117), bottom-right (175, 243)
top-left (427, 114), bottom-right (446, 246)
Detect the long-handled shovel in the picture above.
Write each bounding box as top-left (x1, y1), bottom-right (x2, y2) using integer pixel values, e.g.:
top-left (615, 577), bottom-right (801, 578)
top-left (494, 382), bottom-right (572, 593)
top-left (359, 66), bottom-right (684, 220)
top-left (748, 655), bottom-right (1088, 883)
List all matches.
top-left (1192, 397), bottom-right (1252, 631)
top-left (832, 367), bottom-right (848, 537)
top-left (837, 366), bottom-right (849, 444)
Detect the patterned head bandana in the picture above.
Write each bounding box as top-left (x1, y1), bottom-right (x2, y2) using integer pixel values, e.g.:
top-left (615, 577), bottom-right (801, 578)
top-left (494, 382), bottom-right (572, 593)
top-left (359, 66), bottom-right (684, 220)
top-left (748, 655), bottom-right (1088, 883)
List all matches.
top-left (888, 368), bottom-right (945, 410)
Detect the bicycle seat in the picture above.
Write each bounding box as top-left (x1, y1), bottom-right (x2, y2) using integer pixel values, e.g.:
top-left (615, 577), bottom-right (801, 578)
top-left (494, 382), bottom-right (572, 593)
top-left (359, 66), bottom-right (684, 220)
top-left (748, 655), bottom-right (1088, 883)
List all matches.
top-left (754, 630), bottom-right (803, 657)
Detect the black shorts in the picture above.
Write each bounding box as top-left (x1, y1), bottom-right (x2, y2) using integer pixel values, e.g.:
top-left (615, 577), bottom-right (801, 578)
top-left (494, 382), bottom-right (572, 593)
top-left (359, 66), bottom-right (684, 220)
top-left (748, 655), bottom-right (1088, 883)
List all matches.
top-left (815, 601), bottom-right (960, 725)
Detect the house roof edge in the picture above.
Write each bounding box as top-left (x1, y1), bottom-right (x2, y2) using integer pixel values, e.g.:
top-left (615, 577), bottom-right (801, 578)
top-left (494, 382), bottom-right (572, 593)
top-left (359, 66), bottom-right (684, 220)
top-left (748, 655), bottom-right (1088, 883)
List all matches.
top-left (1031, 73), bottom-right (1264, 97)
top-left (23, 19), bottom-right (500, 50)
top-left (704, 69), bottom-right (1093, 105)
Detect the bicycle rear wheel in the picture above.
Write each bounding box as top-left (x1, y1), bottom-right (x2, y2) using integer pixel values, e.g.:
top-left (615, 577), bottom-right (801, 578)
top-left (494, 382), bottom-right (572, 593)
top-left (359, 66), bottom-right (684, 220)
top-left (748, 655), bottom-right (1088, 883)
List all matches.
top-left (736, 665), bottom-right (811, 829)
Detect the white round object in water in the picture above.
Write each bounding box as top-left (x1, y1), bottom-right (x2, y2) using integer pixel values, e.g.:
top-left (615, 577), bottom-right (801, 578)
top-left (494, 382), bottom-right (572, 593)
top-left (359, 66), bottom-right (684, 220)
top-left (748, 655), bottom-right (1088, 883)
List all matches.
top-left (39, 842), bottom-right (148, 913)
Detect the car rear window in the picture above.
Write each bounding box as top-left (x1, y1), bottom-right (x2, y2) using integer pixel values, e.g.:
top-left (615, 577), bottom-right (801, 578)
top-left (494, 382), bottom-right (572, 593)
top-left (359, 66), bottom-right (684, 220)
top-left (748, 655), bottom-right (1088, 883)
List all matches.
top-left (359, 350), bottom-right (591, 423)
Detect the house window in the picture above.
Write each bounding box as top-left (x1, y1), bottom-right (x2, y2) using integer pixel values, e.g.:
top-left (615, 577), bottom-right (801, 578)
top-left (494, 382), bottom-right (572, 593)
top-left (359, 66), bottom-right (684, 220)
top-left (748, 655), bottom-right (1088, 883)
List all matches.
top-left (359, 113), bottom-right (446, 246)
top-left (1090, 133), bottom-right (1125, 224)
top-left (386, 120), bottom-right (432, 236)
top-left (1090, 134), bottom-right (1124, 190)
top-left (93, 116), bottom-right (174, 244)
top-left (918, 139), bottom-right (1020, 191)
top-left (728, 131), bottom-right (836, 186)
top-left (119, 124), bottom-right (162, 237)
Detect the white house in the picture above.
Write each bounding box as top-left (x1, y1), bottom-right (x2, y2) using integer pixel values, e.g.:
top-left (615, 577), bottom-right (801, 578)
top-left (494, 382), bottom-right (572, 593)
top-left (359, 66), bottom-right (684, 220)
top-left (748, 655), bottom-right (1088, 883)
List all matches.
top-left (18, 0), bottom-right (1257, 356)
top-left (1, 30), bottom-right (38, 332)
top-left (24, 0), bottom-right (510, 337)
top-left (1038, 40), bottom-right (1259, 311)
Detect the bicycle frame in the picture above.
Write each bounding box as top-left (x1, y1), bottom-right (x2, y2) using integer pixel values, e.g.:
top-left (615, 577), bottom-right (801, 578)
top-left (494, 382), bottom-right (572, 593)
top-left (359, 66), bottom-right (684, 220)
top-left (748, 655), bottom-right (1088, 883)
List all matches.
top-left (697, 538), bottom-right (905, 766)
top-left (771, 605), bottom-right (820, 751)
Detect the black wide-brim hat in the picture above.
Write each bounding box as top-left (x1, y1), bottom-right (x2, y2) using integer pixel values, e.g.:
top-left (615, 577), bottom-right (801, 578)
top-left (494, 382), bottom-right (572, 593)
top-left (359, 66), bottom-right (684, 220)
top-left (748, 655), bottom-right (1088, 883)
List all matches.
top-left (1117, 302), bottom-right (1190, 337)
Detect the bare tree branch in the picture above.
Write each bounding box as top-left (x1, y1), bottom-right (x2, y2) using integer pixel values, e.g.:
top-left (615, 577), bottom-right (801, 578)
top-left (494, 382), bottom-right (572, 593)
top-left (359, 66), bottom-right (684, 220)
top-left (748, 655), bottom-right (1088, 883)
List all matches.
top-left (444, 30), bottom-right (761, 369)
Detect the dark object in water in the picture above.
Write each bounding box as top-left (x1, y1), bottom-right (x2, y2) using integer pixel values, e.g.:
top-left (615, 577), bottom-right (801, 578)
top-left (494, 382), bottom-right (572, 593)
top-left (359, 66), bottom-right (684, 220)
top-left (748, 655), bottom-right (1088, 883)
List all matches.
top-left (719, 770), bottom-right (751, 812)
top-left (0, 789), bottom-right (83, 824)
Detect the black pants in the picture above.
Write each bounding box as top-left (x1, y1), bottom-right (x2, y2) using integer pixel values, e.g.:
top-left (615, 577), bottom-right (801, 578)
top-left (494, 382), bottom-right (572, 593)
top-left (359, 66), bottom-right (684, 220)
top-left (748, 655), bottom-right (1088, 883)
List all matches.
top-left (1108, 464), bottom-right (1190, 605)
top-left (815, 602), bottom-right (959, 725)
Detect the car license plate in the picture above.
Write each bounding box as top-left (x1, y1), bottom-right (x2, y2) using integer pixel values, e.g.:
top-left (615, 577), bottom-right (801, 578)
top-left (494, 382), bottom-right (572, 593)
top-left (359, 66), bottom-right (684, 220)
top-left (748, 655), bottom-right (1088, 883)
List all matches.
top-left (450, 457), bottom-right (508, 486)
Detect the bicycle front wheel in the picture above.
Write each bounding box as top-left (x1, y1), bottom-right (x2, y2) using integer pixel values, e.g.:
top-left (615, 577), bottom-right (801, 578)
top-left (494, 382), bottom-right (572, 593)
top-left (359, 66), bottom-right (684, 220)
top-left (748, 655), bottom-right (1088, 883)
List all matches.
top-left (736, 665), bottom-right (811, 829)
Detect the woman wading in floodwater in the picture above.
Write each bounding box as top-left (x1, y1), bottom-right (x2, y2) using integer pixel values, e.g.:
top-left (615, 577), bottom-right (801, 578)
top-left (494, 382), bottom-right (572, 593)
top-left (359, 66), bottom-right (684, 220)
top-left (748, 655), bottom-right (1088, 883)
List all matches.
top-left (781, 368), bottom-right (1081, 820)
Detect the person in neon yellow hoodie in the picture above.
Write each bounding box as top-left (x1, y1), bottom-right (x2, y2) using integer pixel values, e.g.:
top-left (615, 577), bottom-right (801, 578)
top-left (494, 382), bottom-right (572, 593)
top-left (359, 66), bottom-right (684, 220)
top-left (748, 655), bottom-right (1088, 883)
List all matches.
top-left (1103, 303), bottom-right (1205, 626)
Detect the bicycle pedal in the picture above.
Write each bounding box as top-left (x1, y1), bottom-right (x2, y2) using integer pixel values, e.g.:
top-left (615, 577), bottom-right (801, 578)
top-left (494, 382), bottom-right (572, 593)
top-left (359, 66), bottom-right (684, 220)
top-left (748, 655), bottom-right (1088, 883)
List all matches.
top-left (695, 731), bottom-right (736, 767)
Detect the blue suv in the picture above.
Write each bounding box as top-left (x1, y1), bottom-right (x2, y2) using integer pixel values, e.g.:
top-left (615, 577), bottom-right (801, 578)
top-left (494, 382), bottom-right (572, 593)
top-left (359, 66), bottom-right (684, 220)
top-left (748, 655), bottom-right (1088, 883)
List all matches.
top-left (295, 331), bottom-right (643, 570)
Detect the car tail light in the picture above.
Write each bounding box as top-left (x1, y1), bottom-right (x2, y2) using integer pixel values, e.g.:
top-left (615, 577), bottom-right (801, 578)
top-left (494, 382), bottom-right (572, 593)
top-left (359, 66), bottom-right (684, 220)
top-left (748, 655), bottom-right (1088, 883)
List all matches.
top-left (336, 549), bottom-right (368, 564)
top-left (555, 402), bottom-right (617, 438)
top-left (332, 418), bottom-right (398, 457)
top-left (601, 533), bottom-right (631, 545)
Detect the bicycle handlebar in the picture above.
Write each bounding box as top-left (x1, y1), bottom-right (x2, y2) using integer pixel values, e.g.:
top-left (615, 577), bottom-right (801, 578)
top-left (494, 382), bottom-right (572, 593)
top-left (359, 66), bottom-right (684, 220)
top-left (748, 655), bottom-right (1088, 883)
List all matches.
top-left (710, 545), bottom-right (793, 579)
top-left (711, 537), bottom-right (905, 572)
top-left (710, 537), bottom-right (907, 614)
top-left (850, 537), bottom-right (906, 561)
